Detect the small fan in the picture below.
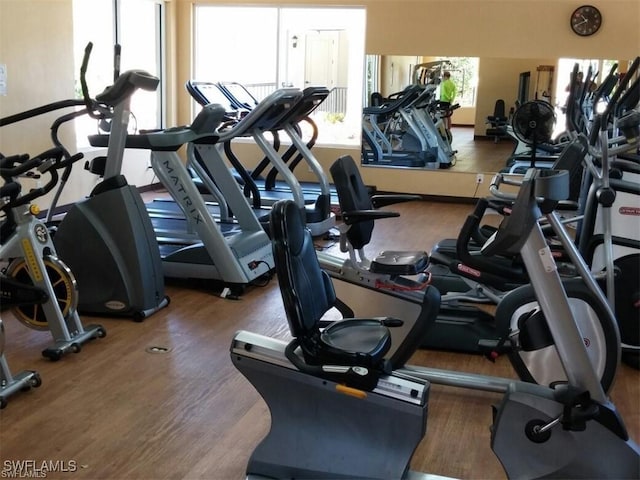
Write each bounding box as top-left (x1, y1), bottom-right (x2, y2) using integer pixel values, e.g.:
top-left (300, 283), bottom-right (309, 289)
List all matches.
top-left (511, 101), bottom-right (556, 168)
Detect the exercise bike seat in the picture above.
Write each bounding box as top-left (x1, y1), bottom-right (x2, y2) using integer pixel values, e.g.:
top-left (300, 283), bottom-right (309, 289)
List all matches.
top-left (330, 155), bottom-right (429, 276)
top-left (369, 250), bottom-right (430, 275)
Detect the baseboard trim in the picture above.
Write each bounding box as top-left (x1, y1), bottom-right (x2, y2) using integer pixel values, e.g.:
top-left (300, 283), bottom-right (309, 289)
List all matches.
top-left (376, 191), bottom-right (477, 205)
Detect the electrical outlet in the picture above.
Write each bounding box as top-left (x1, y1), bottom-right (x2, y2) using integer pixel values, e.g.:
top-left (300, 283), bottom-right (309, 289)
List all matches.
top-left (476, 174), bottom-right (484, 184)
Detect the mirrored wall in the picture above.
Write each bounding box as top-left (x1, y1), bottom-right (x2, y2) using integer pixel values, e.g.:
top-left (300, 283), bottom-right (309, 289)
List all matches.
top-left (360, 54), bottom-right (615, 174)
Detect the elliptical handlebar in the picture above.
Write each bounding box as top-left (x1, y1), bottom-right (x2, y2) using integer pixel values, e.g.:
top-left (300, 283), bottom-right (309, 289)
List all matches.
top-left (79, 42), bottom-right (99, 119)
top-left (80, 41), bottom-right (159, 118)
top-left (601, 56), bottom-right (639, 126)
top-left (0, 42), bottom-right (112, 127)
top-left (0, 99), bottom-right (85, 128)
top-left (591, 63), bottom-right (618, 110)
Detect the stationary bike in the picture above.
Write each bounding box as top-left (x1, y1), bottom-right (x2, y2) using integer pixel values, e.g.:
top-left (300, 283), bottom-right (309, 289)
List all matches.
top-left (0, 151), bottom-right (106, 361)
top-left (231, 168), bottom-right (639, 478)
top-left (320, 146), bottom-right (621, 392)
top-left (0, 182), bottom-right (45, 408)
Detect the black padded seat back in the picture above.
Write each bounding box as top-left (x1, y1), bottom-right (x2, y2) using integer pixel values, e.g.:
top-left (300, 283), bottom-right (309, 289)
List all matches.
top-left (270, 200), bottom-right (392, 373)
top-left (552, 135), bottom-right (588, 203)
top-left (270, 199), bottom-right (337, 338)
top-left (270, 199), bottom-right (441, 374)
top-left (488, 99), bottom-right (507, 121)
top-left (330, 155), bottom-right (374, 249)
top-left (331, 155), bottom-right (429, 275)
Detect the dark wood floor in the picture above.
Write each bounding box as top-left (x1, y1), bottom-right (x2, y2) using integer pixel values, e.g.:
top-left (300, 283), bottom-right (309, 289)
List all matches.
top-left (1, 199), bottom-right (638, 480)
top-left (449, 126), bottom-right (515, 174)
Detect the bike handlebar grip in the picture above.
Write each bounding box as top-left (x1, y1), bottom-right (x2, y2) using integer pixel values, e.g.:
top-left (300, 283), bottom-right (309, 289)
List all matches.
top-left (489, 173), bottom-right (503, 192)
top-left (56, 152), bottom-right (85, 171)
top-left (0, 182), bottom-right (20, 199)
top-left (0, 155), bottom-right (43, 178)
top-left (0, 153), bottom-right (30, 169)
top-left (35, 146), bottom-right (64, 166)
top-left (14, 162), bottom-right (59, 207)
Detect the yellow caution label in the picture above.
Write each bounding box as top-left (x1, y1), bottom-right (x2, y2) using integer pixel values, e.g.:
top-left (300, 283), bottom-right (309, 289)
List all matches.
top-left (21, 238), bottom-right (43, 282)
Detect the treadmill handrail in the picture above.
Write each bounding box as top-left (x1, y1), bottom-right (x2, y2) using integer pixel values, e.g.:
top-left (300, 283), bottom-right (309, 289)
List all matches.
top-left (363, 85), bottom-right (423, 115)
top-left (275, 86), bottom-right (330, 126)
top-left (88, 103), bottom-right (227, 150)
top-left (217, 88), bottom-right (304, 142)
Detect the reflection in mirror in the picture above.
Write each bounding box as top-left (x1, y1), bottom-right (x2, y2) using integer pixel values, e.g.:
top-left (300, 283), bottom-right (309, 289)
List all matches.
top-left (361, 55), bottom-right (618, 175)
top-left (361, 54), bottom-right (507, 173)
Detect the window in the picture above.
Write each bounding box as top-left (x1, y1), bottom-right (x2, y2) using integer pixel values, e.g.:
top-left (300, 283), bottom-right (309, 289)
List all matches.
top-left (194, 7), bottom-right (278, 89)
top-left (194, 6), bottom-right (366, 146)
top-left (72, 0), bottom-right (165, 147)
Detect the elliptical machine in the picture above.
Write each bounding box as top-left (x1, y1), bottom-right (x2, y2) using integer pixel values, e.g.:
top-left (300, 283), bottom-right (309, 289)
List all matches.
top-left (575, 58), bottom-right (640, 369)
top-left (48, 43), bottom-right (169, 320)
top-left (231, 167), bottom-right (639, 478)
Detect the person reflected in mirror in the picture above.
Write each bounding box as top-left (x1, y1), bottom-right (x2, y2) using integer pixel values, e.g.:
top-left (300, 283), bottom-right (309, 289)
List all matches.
top-left (439, 71), bottom-right (456, 131)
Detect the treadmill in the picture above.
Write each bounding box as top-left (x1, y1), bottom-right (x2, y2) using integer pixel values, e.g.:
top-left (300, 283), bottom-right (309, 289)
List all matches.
top-left (219, 81), bottom-right (337, 196)
top-left (89, 100), bottom-right (291, 295)
top-left (361, 85), bottom-right (436, 167)
top-left (196, 87), bottom-right (336, 236)
top-left (146, 81), bottom-right (256, 222)
top-left (187, 81), bottom-right (344, 210)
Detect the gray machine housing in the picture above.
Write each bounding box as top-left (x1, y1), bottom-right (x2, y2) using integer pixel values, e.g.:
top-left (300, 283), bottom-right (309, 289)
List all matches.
top-left (54, 177), bottom-right (168, 318)
top-left (231, 330), bottom-right (429, 480)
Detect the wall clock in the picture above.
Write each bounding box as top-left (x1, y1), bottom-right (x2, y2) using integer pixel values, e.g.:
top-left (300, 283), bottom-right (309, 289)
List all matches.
top-left (570, 5), bottom-right (602, 36)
